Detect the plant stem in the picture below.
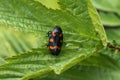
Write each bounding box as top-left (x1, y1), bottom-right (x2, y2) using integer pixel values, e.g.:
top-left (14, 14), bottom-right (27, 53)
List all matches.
top-left (108, 43), bottom-right (120, 51)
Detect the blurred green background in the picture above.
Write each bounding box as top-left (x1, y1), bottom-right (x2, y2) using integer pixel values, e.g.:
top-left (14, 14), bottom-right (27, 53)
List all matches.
top-left (92, 0), bottom-right (120, 45)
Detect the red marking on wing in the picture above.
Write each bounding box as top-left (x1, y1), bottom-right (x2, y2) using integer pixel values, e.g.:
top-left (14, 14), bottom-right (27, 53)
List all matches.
top-left (52, 32), bottom-right (56, 37)
top-left (50, 46), bottom-right (60, 50)
top-left (50, 46), bottom-right (54, 50)
top-left (50, 38), bottom-right (54, 42)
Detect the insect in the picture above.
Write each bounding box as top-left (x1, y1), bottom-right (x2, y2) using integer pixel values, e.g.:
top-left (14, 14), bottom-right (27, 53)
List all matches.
top-left (47, 26), bottom-right (63, 55)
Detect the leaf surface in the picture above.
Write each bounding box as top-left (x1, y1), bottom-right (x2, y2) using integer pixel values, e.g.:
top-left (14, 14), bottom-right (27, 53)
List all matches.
top-left (0, 27), bottom-right (38, 58)
top-left (32, 48), bottom-right (120, 80)
top-left (92, 0), bottom-right (120, 15)
top-left (105, 28), bottom-right (120, 44)
top-left (0, 0), bottom-right (107, 45)
top-left (98, 11), bottom-right (120, 26)
top-left (31, 65), bottom-right (120, 80)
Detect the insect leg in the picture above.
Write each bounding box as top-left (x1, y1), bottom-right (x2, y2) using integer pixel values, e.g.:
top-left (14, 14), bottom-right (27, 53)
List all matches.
top-left (47, 31), bottom-right (52, 37)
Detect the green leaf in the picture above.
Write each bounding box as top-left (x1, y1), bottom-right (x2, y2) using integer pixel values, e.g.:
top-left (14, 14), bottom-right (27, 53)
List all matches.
top-left (0, 57), bottom-right (6, 65)
top-left (92, 0), bottom-right (120, 15)
top-left (29, 38), bottom-right (120, 80)
top-left (70, 39), bottom-right (120, 71)
top-left (105, 28), bottom-right (120, 44)
top-left (32, 48), bottom-right (120, 80)
top-left (79, 44), bottom-right (120, 71)
top-left (0, 48), bottom-right (88, 80)
top-left (80, 53), bottom-right (120, 70)
top-left (0, 27), bottom-right (38, 58)
top-left (31, 65), bottom-right (120, 80)
top-left (0, 0), bottom-right (107, 80)
top-left (98, 11), bottom-right (120, 26)
top-left (0, 0), bottom-right (107, 46)
top-left (34, 0), bottom-right (60, 10)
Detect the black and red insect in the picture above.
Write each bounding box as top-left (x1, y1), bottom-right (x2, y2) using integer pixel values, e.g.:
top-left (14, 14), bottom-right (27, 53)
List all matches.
top-left (47, 26), bottom-right (63, 55)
